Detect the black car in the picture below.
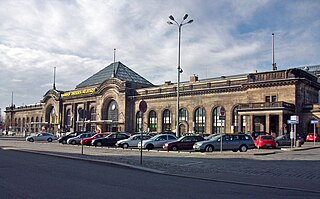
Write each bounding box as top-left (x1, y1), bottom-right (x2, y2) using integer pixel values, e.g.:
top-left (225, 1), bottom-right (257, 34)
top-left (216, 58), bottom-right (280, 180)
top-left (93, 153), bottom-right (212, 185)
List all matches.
top-left (275, 134), bottom-right (304, 147)
top-left (91, 133), bottom-right (129, 146)
top-left (58, 131), bottom-right (83, 144)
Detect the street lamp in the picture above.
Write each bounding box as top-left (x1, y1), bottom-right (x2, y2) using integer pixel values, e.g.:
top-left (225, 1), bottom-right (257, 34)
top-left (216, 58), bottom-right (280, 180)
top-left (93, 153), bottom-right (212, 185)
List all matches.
top-left (167, 14), bottom-right (193, 138)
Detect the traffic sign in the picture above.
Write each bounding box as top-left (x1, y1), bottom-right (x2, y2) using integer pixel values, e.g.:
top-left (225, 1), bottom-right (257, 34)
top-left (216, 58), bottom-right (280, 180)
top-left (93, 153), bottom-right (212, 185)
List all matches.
top-left (220, 107), bottom-right (225, 116)
top-left (311, 120), bottom-right (319, 124)
top-left (139, 100), bottom-right (147, 113)
top-left (287, 120), bottom-right (298, 124)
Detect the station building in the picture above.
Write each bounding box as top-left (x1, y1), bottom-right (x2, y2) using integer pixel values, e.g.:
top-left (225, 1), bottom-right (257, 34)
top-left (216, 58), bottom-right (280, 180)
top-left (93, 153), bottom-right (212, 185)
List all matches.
top-left (4, 62), bottom-right (320, 137)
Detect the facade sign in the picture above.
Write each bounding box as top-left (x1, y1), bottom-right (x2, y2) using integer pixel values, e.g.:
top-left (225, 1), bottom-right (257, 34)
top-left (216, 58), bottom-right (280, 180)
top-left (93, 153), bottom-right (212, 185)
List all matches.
top-left (61, 88), bottom-right (97, 97)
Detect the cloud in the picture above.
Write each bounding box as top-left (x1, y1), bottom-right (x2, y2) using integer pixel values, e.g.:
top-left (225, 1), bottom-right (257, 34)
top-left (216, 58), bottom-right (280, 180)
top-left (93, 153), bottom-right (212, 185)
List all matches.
top-left (0, 0), bottom-right (319, 112)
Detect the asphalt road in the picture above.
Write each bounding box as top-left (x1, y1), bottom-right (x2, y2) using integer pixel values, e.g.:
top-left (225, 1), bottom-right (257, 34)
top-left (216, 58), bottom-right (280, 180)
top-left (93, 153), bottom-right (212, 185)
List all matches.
top-left (0, 148), bottom-right (319, 199)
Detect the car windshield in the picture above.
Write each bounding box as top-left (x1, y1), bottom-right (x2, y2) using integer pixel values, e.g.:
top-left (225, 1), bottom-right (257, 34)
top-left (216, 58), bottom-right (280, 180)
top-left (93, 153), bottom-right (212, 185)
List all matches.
top-left (211, 135), bottom-right (223, 141)
top-left (207, 134), bottom-right (218, 140)
top-left (177, 136), bottom-right (186, 141)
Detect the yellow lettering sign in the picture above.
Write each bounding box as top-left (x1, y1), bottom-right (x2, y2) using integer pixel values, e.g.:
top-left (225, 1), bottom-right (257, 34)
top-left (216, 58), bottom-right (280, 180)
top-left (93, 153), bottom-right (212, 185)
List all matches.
top-left (61, 88), bottom-right (97, 97)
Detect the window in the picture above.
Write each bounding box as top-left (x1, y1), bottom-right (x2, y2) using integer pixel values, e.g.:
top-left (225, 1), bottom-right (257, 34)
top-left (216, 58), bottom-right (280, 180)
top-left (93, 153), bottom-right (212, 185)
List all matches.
top-left (65, 109), bottom-right (72, 131)
top-left (272, 95), bottom-right (277, 102)
top-left (179, 108), bottom-right (188, 121)
top-left (136, 111), bottom-right (143, 132)
top-left (265, 96), bottom-right (271, 103)
top-left (148, 110), bottom-right (157, 132)
top-left (212, 106), bottom-right (225, 134)
top-left (89, 107), bottom-right (96, 132)
top-left (162, 109), bottom-right (171, 131)
top-left (232, 106), bottom-right (239, 133)
top-left (77, 108), bottom-right (85, 131)
top-left (194, 107), bottom-right (206, 134)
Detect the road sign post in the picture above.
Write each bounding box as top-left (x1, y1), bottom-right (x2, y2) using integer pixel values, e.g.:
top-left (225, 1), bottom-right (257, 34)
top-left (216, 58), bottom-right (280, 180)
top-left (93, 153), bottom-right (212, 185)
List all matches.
top-left (139, 100), bottom-right (147, 165)
top-left (311, 120), bottom-right (319, 146)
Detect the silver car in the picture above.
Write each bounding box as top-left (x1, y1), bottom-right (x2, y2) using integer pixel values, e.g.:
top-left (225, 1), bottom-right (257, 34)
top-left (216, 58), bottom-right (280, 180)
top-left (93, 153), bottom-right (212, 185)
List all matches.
top-left (26, 132), bottom-right (57, 142)
top-left (67, 132), bottom-right (96, 145)
top-left (138, 134), bottom-right (177, 150)
top-left (116, 134), bottom-right (152, 148)
top-left (193, 134), bottom-right (255, 152)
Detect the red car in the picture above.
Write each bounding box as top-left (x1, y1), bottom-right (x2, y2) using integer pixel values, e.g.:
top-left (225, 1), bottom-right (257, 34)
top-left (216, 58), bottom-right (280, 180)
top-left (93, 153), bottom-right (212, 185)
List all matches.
top-left (306, 133), bottom-right (320, 142)
top-left (254, 135), bottom-right (276, 149)
top-left (80, 133), bottom-right (110, 145)
top-left (163, 135), bottom-right (205, 151)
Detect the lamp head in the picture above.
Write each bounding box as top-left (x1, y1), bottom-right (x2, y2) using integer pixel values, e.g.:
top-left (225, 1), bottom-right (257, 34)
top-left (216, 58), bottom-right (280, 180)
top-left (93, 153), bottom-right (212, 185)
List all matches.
top-left (169, 15), bottom-right (175, 21)
top-left (183, 14), bottom-right (188, 20)
top-left (167, 21), bottom-right (173, 25)
top-left (187, 19), bottom-right (194, 24)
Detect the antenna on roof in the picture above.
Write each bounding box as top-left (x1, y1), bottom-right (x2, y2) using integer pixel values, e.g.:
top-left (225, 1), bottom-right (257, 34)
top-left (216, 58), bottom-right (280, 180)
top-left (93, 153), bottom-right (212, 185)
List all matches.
top-left (272, 33), bottom-right (277, 71)
top-left (112, 48), bottom-right (116, 77)
top-left (53, 66), bottom-right (56, 90)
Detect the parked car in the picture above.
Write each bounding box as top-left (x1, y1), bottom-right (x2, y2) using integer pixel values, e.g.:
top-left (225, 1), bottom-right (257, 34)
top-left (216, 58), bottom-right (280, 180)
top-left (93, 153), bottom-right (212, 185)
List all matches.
top-left (250, 131), bottom-right (268, 140)
top-left (193, 134), bottom-right (255, 152)
top-left (163, 135), bottom-right (205, 151)
top-left (116, 134), bottom-right (152, 148)
top-left (306, 132), bottom-right (320, 142)
top-left (254, 135), bottom-right (276, 149)
top-left (26, 132), bottom-right (57, 142)
top-left (91, 133), bottom-right (129, 146)
top-left (138, 134), bottom-right (177, 150)
top-left (67, 132), bottom-right (96, 145)
top-left (204, 134), bottom-right (219, 140)
top-left (80, 133), bottom-right (110, 145)
top-left (275, 134), bottom-right (304, 147)
top-left (58, 131), bottom-right (83, 144)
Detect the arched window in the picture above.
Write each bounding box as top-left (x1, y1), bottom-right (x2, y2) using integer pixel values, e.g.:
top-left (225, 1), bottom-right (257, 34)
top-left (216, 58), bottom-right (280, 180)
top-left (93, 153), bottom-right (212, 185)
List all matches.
top-left (107, 100), bottom-right (118, 121)
top-left (89, 107), bottom-right (96, 132)
top-left (162, 109), bottom-right (171, 131)
top-left (212, 106), bottom-right (225, 134)
top-left (31, 117), bottom-right (34, 133)
top-left (26, 117), bottom-right (29, 133)
top-left (50, 107), bottom-right (56, 124)
top-left (194, 107), bottom-right (206, 134)
top-left (136, 111), bottom-right (143, 132)
top-left (148, 110), bottom-right (157, 132)
top-left (179, 108), bottom-right (188, 121)
top-left (232, 106), bottom-right (239, 133)
top-left (35, 117), bottom-right (39, 132)
top-left (65, 109), bottom-right (72, 132)
top-left (77, 108), bottom-right (85, 131)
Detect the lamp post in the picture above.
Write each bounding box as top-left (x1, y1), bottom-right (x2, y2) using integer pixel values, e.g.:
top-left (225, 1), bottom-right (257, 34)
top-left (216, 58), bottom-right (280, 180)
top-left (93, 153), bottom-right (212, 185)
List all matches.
top-left (168, 14), bottom-right (193, 138)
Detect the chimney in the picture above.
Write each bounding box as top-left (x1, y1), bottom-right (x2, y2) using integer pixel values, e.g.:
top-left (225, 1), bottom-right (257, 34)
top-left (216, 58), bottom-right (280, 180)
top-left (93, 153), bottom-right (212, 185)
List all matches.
top-left (190, 74), bottom-right (198, 83)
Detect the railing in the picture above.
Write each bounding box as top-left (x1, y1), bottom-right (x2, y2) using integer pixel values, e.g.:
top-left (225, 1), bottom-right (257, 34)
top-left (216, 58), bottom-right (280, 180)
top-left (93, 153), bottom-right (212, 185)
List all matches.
top-left (238, 101), bottom-right (295, 110)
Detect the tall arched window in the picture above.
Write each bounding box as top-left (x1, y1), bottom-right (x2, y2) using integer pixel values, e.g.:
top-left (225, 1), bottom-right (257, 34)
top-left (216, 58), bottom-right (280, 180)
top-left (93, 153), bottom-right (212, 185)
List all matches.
top-left (77, 108), bottom-right (85, 131)
top-left (31, 117), bottom-right (34, 133)
top-left (26, 117), bottom-right (29, 133)
top-left (194, 107), bottom-right (206, 134)
top-left (212, 106), bottom-right (225, 134)
top-left (136, 111), bottom-right (143, 132)
top-left (89, 107), bottom-right (96, 132)
top-left (65, 109), bottom-right (72, 131)
top-left (232, 106), bottom-right (239, 133)
top-left (148, 110), bottom-right (157, 132)
top-left (162, 109), bottom-right (171, 131)
top-left (35, 117), bottom-right (39, 132)
top-left (179, 108), bottom-right (188, 121)
top-left (107, 100), bottom-right (118, 121)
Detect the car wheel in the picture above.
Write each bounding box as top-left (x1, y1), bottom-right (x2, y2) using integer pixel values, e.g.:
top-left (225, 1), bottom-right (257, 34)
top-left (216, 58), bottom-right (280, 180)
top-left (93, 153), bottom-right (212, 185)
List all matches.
top-left (47, 138), bottom-right (53, 142)
top-left (29, 138), bottom-right (34, 142)
top-left (146, 144), bottom-right (154, 150)
top-left (96, 142), bottom-right (102, 146)
top-left (171, 145), bottom-right (178, 151)
top-left (205, 145), bottom-right (214, 152)
top-left (239, 145), bottom-right (248, 152)
top-left (62, 140), bottom-right (67, 144)
top-left (123, 143), bottom-right (129, 148)
top-left (71, 140), bottom-right (76, 145)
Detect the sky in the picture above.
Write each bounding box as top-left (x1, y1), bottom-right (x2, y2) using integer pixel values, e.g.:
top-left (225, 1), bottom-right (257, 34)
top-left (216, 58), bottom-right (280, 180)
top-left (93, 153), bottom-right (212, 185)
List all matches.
top-left (0, 0), bottom-right (319, 116)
